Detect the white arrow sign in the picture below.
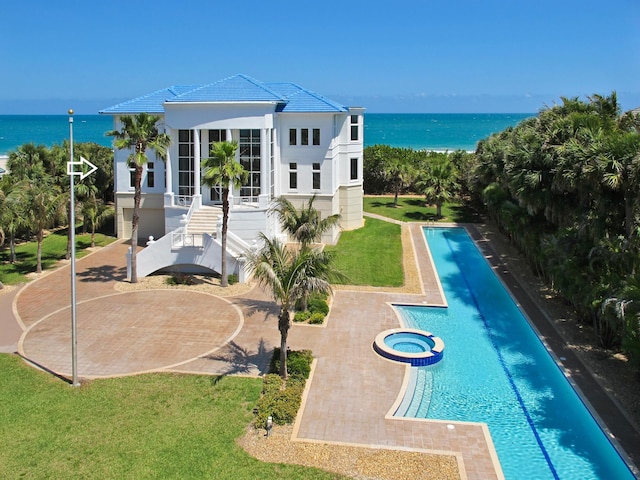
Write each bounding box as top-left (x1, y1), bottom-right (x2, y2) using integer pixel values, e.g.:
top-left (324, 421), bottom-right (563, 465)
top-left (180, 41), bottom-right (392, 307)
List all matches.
top-left (67, 156), bottom-right (98, 180)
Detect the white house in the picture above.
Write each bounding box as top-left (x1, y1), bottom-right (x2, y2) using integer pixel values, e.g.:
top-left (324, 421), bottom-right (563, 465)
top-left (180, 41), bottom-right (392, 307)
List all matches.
top-left (100, 74), bottom-right (364, 280)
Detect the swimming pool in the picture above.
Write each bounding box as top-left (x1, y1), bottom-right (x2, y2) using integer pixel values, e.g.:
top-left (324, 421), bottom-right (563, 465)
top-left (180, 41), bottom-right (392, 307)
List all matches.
top-left (394, 227), bottom-right (635, 480)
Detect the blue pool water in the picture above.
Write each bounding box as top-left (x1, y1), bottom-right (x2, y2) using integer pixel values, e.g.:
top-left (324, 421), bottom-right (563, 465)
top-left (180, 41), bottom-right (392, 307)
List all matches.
top-left (385, 332), bottom-right (434, 353)
top-left (396, 227), bottom-right (635, 480)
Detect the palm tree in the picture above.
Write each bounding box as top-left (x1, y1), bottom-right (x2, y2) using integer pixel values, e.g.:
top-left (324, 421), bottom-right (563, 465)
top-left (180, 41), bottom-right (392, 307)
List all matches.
top-left (81, 196), bottom-right (114, 247)
top-left (11, 175), bottom-right (65, 273)
top-left (417, 155), bottom-right (458, 218)
top-left (383, 154), bottom-right (414, 206)
top-left (270, 195), bottom-right (340, 249)
top-left (107, 113), bottom-right (171, 283)
top-left (246, 234), bottom-right (344, 378)
top-left (202, 140), bottom-right (248, 287)
top-left (0, 175), bottom-right (26, 265)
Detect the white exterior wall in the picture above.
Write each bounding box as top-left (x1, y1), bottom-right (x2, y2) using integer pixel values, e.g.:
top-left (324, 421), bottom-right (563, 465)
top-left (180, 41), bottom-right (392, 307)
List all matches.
top-left (111, 115), bottom-right (167, 196)
top-left (276, 113), bottom-right (336, 197)
top-left (164, 104), bottom-right (275, 130)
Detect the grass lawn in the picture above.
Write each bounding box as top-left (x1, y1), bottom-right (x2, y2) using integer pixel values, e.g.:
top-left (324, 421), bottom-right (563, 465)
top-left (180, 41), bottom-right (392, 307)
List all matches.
top-left (0, 355), bottom-right (344, 479)
top-left (363, 196), bottom-right (481, 223)
top-left (0, 230), bottom-right (115, 285)
top-left (326, 217), bottom-right (403, 287)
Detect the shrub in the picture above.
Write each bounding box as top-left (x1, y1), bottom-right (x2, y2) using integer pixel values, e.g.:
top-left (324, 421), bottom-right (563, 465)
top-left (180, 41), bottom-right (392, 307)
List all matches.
top-left (254, 376), bottom-right (304, 428)
top-left (227, 274), bottom-right (238, 285)
top-left (165, 272), bottom-right (194, 285)
top-left (253, 349), bottom-right (314, 429)
top-left (308, 312), bottom-right (325, 325)
top-left (293, 311), bottom-right (311, 323)
top-left (269, 348), bottom-right (313, 380)
top-left (308, 296), bottom-right (329, 316)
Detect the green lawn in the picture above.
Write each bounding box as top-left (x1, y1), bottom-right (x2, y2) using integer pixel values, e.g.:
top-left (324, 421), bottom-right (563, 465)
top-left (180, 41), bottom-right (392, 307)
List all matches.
top-left (0, 230), bottom-right (115, 285)
top-left (363, 196), bottom-right (481, 223)
top-left (326, 217), bottom-right (403, 287)
top-left (0, 355), bottom-right (344, 479)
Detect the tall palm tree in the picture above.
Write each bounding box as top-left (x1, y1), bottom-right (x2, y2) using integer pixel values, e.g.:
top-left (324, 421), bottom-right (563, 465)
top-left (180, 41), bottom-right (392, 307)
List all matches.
top-left (11, 175), bottom-right (65, 273)
top-left (417, 155), bottom-right (458, 218)
top-left (246, 234), bottom-right (344, 378)
top-left (270, 195), bottom-right (340, 249)
top-left (202, 140), bottom-right (248, 287)
top-left (107, 113), bottom-right (171, 283)
top-left (1, 175), bottom-right (27, 265)
top-left (383, 154), bottom-right (414, 206)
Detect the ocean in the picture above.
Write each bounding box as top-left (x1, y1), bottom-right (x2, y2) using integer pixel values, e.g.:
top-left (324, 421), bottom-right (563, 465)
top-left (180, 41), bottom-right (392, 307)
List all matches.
top-left (0, 113), bottom-right (534, 156)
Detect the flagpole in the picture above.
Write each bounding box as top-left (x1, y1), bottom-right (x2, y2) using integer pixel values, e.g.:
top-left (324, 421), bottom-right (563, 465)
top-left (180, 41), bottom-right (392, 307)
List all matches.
top-left (69, 109), bottom-right (79, 387)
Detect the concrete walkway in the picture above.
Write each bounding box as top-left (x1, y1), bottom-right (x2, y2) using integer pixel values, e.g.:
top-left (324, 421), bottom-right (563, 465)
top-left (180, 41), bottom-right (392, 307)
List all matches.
top-left (2, 227), bottom-right (639, 479)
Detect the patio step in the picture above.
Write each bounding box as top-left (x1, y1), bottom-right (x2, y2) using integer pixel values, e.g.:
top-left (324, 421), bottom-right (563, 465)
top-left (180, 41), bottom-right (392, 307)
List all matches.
top-left (187, 205), bottom-right (222, 236)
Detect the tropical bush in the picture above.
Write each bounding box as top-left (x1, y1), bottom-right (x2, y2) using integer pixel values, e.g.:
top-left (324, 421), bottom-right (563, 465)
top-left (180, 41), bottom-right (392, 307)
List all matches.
top-left (254, 349), bottom-right (313, 428)
top-left (466, 92), bottom-right (640, 371)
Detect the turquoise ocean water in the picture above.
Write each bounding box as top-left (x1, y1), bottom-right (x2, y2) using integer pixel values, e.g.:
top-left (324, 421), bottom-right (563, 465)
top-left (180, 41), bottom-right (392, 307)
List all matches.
top-left (0, 113), bottom-right (534, 156)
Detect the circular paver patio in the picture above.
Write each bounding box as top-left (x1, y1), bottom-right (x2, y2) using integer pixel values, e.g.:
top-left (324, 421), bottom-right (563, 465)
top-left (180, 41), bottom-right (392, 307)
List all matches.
top-left (19, 290), bottom-right (242, 378)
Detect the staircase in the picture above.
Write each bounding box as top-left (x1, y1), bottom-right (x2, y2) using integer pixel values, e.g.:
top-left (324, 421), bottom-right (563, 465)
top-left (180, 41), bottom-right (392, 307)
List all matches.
top-left (187, 205), bottom-right (222, 236)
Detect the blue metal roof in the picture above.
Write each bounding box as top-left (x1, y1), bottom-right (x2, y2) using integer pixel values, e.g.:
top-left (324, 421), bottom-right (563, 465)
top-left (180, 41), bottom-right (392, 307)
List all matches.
top-left (99, 85), bottom-right (199, 114)
top-left (168, 74), bottom-right (285, 103)
top-left (267, 82), bottom-right (348, 113)
top-left (100, 74), bottom-right (348, 114)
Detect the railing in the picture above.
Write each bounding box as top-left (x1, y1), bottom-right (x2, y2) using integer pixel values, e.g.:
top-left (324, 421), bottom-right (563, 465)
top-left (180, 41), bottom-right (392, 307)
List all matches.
top-left (171, 230), bottom-right (205, 248)
top-left (223, 228), bottom-right (253, 256)
top-left (175, 195), bottom-right (193, 207)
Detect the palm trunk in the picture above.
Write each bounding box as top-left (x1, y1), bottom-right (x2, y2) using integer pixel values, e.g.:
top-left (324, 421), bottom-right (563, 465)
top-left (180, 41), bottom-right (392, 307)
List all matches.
top-left (36, 230), bottom-right (43, 274)
top-left (278, 308), bottom-right (290, 379)
top-left (220, 187), bottom-right (229, 287)
top-left (130, 165), bottom-right (142, 283)
top-left (9, 232), bottom-right (16, 263)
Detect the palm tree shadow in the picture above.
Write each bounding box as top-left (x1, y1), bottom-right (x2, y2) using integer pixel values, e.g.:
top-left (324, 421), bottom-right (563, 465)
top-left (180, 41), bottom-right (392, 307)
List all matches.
top-left (203, 339), bottom-right (272, 376)
top-left (76, 264), bottom-right (127, 283)
top-left (234, 297), bottom-right (279, 321)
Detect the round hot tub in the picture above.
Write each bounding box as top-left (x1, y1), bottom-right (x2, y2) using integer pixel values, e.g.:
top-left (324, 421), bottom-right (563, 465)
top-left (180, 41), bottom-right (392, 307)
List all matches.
top-left (373, 328), bottom-right (444, 366)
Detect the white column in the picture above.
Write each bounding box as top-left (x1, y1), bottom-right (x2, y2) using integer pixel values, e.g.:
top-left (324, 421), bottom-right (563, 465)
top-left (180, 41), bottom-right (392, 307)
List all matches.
top-left (163, 144), bottom-right (173, 207)
top-left (258, 128), bottom-right (269, 208)
top-left (193, 128), bottom-right (202, 209)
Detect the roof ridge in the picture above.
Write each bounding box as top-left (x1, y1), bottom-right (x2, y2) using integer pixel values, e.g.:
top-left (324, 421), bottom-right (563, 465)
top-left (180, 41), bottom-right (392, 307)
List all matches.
top-left (268, 82), bottom-right (347, 112)
top-left (171, 74), bottom-right (286, 102)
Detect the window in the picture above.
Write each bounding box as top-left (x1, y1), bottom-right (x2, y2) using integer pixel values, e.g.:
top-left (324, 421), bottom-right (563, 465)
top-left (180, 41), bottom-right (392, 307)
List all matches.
top-left (178, 129), bottom-right (195, 197)
top-left (147, 161), bottom-right (155, 188)
top-left (239, 129), bottom-right (261, 201)
top-left (289, 162), bottom-right (297, 189)
top-left (350, 158), bottom-right (358, 180)
top-left (301, 128), bottom-right (309, 146)
top-left (289, 128), bottom-right (296, 145)
top-left (129, 168), bottom-right (136, 188)
top-left (312, 163), bottom-right (321, 190)
top-left (350, 115), bottom-right (359, 141)
top-left (208, 129), bottom-right (226, 146)
top-left (313, 128), bottom-right (320, 146)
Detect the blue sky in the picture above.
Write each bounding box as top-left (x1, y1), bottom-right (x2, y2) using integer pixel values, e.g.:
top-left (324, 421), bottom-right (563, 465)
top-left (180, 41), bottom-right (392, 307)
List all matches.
top-left (1, 0), bottom-right (639, 114)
